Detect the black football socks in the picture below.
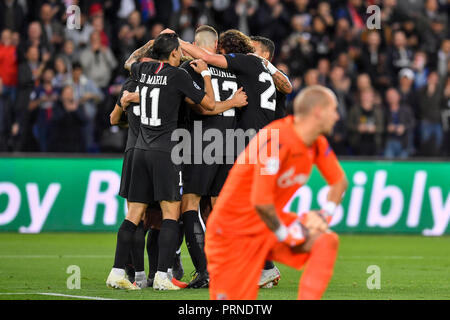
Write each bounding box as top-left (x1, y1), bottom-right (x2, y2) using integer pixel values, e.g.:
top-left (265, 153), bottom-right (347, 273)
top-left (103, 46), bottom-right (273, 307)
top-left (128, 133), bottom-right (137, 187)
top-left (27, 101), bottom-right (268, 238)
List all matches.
top-left (147, 228), bottom-right (160, 280)
top-left (113, 219), bottom-right (137, 269)
top-left (182, 210), bottom-right (207, 273)
top-left (264, 260), bottom-right (275, 270)
top-left (131, 221), bottom-right (146, 273)
top-left (157, 219), bottom-right (180, 273)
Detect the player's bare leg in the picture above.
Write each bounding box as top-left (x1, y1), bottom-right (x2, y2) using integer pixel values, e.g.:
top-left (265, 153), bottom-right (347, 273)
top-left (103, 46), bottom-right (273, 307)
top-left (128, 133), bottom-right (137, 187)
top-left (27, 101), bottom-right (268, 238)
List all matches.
top-left (181, 193), bottom-right (209, 288)
top-left (106, 201), bottom-right (147, 290)
top-left (210, 196), bottom-right (217, 208)
top-left (153, 200), bottom-right (186, 290)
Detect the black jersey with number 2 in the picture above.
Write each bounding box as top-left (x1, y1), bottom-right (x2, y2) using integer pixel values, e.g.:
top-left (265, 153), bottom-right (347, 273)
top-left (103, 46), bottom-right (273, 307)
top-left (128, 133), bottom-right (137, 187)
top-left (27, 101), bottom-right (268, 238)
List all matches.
top-left (224, 53), bottom-right (277, 132)
top-left (130, 61), bottom-right (206, 152)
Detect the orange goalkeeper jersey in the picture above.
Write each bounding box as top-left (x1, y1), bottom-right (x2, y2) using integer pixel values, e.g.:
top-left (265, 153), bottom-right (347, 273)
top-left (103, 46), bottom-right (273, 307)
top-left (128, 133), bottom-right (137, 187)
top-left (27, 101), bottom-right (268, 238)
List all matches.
top-left (207, 116), bottom-right (344, 236)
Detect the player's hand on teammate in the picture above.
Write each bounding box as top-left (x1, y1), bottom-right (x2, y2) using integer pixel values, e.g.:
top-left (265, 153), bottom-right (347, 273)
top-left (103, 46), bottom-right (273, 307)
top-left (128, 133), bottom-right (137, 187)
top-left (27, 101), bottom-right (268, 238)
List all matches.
top-left (190, 59), bottom-right (209, 73)
top-left (247, 53), bottom-right (268, 66)
top-left (121, 90), bottom-right (132, 110)
top-left (231, 87), bottom-right (248, 108)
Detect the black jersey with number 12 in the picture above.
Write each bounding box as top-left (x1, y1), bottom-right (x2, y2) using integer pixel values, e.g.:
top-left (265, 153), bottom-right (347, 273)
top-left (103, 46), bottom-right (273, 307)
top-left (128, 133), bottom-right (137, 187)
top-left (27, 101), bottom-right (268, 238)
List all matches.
top-left (130, 61), bottom-right (206, 153)
top-left (180, 60), bottom-right (238, 134)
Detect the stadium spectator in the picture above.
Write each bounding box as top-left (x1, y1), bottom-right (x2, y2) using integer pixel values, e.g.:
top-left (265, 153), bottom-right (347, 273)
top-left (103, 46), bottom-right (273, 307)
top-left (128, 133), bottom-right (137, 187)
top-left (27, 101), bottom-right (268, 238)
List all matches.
top-left (48, 85), bottom-right (87, 153)
top-left (0, 0), bottom-right (25, 33)
top-left (28, 67), bottom-right (59, 152)
top-left (303, 68), bottom-right (319, 87)
top-left (169, 0), bottom-right (200, 42)
top-left (388, 30), bottom-right (414, 81)
top-left (0, 77), bottom-right (13, 151)
top-left (115, 24), bottom-right (136, 78)
top-left (397, 68), bottom-right (418, 115)
top-left (128, 10), bottom-right (149, 48)
top-left (64, 62), bottom-right (104, 153)
top-left (347, 88), bottom-right (384, 155)
top-left (16, 45), bottom-right (50, 151)
top-left (336, 0), bottom-right (366, 31)
top-left (222, 0), bottom-right (257, 35)
top-left (254, 0), bottom-right (290, 48)
top-left (417, 71), bottom-right (445, 155)
top-left (79, 31), bottom-right (117, 90)
top-left (90, 13), bottom-right (110, 48)
top-left (17, 21), bottom-right (51, 63)
top-left (411, 51), bottom-right (429, 89)
top-left (361, 31), bottom-right (384, 86)
top-left (39, 3), bottom-right (65, 54)
top-left (0, 29), bottom-right (18, 103)
top-left (443, 76), bottom-right (450, 155)
top-left (64, 11), bottom-right (91, 48)
top-left (317, 58), bottom-right (330, 86)
top-left (60, 39), bottom-right (78, 70)
top-left (53, 56), bottom-right (71, 90)
top-left (384, 88), bottom-right (415, 158)
top-left (437, 39), bottom-right (450, 77)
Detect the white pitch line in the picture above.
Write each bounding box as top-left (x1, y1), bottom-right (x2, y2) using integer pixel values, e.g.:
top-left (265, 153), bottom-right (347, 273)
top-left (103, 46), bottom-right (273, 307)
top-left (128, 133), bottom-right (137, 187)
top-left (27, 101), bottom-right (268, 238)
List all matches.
top-left (0, 255), bottom-right (112, 259)
top-left (0, 292), bottom-right (117, 300)
top-left (0, 254), bottom-right (191, 259)
top-left (340, 255), bottom-right (424, 260)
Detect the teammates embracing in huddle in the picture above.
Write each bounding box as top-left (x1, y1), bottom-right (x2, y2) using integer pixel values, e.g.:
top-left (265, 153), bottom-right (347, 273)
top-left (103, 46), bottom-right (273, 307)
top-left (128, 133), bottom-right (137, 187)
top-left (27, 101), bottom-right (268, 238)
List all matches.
top-left (106, 25), bottom-right (348, 300)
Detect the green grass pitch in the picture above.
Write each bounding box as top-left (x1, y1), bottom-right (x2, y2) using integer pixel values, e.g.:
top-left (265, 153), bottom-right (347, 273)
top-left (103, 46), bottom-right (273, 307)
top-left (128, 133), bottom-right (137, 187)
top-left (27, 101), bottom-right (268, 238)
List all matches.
top-left (0, 233), bottom-right (449, 300)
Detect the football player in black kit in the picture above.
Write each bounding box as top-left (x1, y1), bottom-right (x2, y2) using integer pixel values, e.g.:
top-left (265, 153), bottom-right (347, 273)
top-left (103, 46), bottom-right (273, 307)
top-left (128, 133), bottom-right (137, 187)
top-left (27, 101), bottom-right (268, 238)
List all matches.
top-left (109, 64), bottom-right (148, 289)
top-left (251, 36), bottom-right (290, 120)
top-left (177, 29), bottom-right (293, 289)
top-left (106, 33), bottom-right (216, 290)
top-left (250, 35), bottom-right (294, 288)
top-left (179, 25), bottom-right (248, 289)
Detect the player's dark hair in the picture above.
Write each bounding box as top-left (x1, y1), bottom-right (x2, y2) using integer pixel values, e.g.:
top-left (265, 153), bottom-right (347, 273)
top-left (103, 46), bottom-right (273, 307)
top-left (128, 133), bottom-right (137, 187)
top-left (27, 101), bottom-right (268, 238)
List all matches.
top-left (218, 29), bottom-right (255, 55)
top-left (149, 33), bottom-right (180, 61)
top-left (250, 36), bottom-right (275, 61)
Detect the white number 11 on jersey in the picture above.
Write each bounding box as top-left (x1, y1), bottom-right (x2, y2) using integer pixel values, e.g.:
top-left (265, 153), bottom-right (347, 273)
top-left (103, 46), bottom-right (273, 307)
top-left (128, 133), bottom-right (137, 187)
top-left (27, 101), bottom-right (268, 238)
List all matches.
top-left (140, 87), bottom-right (161, 126)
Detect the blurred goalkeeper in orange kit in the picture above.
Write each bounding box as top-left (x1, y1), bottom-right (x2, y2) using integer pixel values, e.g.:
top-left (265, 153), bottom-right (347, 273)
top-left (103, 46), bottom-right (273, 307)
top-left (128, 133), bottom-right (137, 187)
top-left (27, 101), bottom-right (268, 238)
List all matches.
top-left (205, 85), bottom-right (348, 300)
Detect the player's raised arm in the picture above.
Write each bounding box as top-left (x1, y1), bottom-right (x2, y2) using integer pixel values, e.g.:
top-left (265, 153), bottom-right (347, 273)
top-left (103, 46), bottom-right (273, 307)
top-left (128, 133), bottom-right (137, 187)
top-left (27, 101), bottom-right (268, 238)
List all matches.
top-left (189, 59), bottom-right (216, 111)
top-left (124, 39), bottom-right (154, 71)
top-left (180, 39), bottom-right (228, 69)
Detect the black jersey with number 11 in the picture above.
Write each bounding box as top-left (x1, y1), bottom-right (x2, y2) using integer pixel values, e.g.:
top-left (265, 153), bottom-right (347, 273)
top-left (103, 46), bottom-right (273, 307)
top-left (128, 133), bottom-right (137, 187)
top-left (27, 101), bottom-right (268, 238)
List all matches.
top-left (130, 61), bottom-right (206, 153)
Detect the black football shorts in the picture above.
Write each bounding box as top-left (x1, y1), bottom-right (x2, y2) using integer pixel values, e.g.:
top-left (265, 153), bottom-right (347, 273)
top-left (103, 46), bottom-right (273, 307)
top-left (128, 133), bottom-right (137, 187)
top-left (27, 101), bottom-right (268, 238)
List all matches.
top-left (127, 149), bottom-right (183, 203)
top-left (119, 148), bottom-right (135, 199)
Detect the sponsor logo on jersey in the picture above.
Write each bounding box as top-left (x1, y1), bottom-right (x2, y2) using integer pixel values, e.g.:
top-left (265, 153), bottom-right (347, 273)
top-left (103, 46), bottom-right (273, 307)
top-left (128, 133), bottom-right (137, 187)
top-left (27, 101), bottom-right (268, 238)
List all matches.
top-left (193, 81), bottom-right (201, 90)
top-left (278, 167), bottom-right (309, 188)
